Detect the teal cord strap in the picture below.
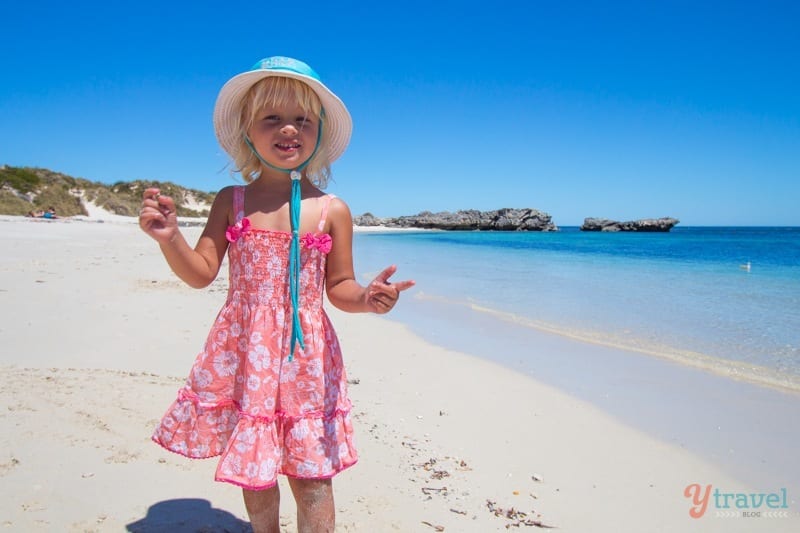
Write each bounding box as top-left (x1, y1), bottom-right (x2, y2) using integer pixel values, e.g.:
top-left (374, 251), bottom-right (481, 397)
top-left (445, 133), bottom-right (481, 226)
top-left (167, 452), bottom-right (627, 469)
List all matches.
top-left (288, 172), bottom-right (304, 360)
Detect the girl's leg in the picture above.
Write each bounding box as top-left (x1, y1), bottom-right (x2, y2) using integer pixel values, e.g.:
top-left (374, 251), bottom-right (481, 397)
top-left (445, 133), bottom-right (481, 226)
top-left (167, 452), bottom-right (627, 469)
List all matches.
top-left (243, 485), bottom-right (281, 533)
top-left (287, 477), bottom-right (335, 533)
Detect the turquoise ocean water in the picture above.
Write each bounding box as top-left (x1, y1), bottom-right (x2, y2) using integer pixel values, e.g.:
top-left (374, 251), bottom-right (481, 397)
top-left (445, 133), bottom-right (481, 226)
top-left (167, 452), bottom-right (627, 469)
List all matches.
top-left (353, 227), bottom-right (800, 392)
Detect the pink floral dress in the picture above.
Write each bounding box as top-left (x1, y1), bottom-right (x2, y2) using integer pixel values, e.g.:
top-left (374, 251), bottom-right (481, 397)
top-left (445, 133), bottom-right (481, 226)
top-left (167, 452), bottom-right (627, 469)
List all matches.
top-left (152, 186), bottom-right (357, 490)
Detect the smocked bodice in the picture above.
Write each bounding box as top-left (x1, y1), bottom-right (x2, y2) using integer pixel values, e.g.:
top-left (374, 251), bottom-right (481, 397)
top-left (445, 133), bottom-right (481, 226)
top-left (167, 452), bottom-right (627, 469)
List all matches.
top-left (226, 230), bottom-right (328, 309)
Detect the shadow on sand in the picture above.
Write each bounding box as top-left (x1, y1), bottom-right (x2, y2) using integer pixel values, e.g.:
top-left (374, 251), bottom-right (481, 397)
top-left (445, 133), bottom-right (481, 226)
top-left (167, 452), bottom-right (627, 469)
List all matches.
top-left (126, 498), bottom-right (252, 532)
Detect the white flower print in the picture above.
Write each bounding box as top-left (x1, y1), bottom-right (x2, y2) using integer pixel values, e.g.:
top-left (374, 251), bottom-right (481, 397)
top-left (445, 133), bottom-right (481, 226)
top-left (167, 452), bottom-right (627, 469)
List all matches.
top-left (220, 409), bottom-right (238, 427)
top-left (321, 458), bottom-right (333, 475)
top-left (191, 443), bottom-right (210, 456)
top-left (290, 419), bottom-right (310, 441)
top-left (234, 426), bottom-right (257, 453)
top-left (299, 401), bottom-right (317, 414)
top-left (222, 454), bottom-right (242, 476)
top-left (192, 368), bottom-right (213, 388)
top-left (229, 322), bottom-right (242, 338)
top-left (173, 403), bottom-right (193, 423)
top-left (307, 390), bottom-right (323, 407)
top-left (280, 361), bottom-right (299, 383)
top-left (154, 427), bottom-right (173, 441)
top-left (311, 417), bottom-right (324, 433)
top-left (248, 344), bottom-right (267, 371)
top-left (198, 390), bottom-right (218, 403)
top-left (267, 255), bottom-right (281, 276)
top-left (306, 358), bottom-right (323, 378)
top-left (338, 442), bottom-right (350, 460)
top-left (213, 351), bottom-right (238, 376)
top-left (268, 348), bottom-right (282, 374)
top-left (245, 461), bottom-right (259, 479)
top-left (296, 460), bottom-right (320, 477)
top-left (247, 374), bottom-right (261, 391)
top-left (259, 458), bottom-right (277, 481)
top-left (173, 442), bottom-right (189, 455)
top-left (262, 396), bottom-right (275, 412)
top-left (300, 268), bottom-right (311, 289)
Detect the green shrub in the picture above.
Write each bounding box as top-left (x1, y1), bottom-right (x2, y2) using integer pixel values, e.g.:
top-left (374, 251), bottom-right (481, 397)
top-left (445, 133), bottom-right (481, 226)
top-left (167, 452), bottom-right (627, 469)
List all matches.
top-left (1, 165), bottom-right (217, 218)
top-left (0, 167), bottom-right (41, 193)
top-left (33, 186), bottom-right (88, 217)
top-left (0, 189), bottom-right (35, 215)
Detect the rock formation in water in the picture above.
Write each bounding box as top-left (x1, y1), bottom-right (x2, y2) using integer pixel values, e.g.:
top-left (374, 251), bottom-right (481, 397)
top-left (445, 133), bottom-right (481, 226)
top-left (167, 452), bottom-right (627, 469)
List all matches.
top-left (354, 208), bottom-right (558, 231)
top-left (580, 217), bottom-right (679, 232)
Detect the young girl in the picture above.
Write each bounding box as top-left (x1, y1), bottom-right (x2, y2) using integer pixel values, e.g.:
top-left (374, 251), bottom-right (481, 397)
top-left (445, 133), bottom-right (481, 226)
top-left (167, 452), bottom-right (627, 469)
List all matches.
top-left (139, 56), bottom-right (414, 533)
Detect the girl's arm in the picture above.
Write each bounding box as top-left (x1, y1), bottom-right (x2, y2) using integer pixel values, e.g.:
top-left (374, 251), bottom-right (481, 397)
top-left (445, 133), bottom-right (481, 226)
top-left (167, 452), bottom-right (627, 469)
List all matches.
top-left (139, 186), bottom-right (233, 289)
top-left (325, 198), bottom-right (414, 313)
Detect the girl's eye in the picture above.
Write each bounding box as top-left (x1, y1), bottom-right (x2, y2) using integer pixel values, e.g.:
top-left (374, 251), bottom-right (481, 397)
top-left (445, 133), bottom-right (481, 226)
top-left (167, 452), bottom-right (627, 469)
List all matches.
top-left (297, 117), bottom-right (311, 126)
top-left (264, 115), bottom-right (280, 122)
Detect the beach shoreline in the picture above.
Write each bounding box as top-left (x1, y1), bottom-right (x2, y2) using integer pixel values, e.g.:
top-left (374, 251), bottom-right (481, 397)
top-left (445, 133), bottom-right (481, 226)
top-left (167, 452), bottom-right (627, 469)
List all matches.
top-left (388, 292), bottom-right (800, 490)
top-left (1, 217), bottom-right (798, 531)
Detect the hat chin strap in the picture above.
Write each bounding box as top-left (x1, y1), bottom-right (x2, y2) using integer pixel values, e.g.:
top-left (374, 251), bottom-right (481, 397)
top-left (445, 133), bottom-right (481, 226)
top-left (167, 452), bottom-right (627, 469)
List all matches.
top-left (243, 118), bottom-right (324, 361)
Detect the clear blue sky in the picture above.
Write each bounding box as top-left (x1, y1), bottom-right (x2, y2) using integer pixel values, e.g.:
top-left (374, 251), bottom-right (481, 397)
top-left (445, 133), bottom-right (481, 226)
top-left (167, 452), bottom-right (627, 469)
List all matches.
top-left (2, 0), bottom-right (798, 226)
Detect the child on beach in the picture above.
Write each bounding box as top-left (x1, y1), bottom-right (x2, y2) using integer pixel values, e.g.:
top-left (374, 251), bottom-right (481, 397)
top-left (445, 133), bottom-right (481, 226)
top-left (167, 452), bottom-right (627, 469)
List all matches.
top-left (138, 56), bottom-right (414, 532)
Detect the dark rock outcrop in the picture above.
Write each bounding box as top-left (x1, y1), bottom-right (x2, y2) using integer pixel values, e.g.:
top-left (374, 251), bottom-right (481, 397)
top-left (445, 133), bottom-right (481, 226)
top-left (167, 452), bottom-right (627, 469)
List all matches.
top-left (580, 217), bottom-right (679, 232)
top-left (354, 208), bottom-right (558, 231)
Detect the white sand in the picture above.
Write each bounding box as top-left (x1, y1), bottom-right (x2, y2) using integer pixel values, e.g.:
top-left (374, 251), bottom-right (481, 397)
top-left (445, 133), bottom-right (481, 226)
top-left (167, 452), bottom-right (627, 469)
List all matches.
top-left (0, 216), bottom-right (797, 532)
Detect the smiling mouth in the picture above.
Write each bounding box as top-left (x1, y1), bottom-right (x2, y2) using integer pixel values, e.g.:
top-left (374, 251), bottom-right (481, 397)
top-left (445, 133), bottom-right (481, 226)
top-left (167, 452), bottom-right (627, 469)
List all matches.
top-left (275, 143), bottom-right (301, 152)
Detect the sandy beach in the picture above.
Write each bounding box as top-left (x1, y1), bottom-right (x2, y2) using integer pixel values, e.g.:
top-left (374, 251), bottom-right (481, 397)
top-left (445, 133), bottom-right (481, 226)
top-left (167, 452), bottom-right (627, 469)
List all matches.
top-left (1, 215), bottom-right (797, 532)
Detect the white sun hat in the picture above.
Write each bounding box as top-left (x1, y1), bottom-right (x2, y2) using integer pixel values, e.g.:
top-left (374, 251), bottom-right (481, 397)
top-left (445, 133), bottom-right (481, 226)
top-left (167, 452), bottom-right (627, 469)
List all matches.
top-left (213, 56), bottom-right (352, 164)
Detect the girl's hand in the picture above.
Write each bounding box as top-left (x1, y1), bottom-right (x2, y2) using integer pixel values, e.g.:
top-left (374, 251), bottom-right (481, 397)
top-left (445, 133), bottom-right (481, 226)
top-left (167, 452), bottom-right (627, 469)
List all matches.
top-left (366, 265), bottom-right (415, 314)
top-left (139, 187), bottom-right (179, 244)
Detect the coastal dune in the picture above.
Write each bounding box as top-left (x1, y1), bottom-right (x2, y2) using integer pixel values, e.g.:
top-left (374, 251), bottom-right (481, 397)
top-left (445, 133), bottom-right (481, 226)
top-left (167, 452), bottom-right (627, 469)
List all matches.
top-left (0, 216), bottom-right (795, 532)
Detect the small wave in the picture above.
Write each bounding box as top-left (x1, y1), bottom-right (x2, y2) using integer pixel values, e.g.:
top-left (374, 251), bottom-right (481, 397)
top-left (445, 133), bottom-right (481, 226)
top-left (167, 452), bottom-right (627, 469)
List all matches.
top-left (414, 292), bottom-right (800, 393)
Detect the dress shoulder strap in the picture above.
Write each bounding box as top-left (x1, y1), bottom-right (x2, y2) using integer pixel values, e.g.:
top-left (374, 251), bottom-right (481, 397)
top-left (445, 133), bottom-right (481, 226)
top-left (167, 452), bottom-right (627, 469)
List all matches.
top-left (233, 186), bottom-right (245, 222)
top-left (317, 194), bottom-right (336, 233)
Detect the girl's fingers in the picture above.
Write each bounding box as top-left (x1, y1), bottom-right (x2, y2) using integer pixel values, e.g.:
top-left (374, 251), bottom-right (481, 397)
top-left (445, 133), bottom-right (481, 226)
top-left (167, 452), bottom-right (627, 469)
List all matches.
top-left (368, 295), bottom-right (393, 313)
top-left (394, 280), bottom-right (416, 292)
top-left (371, 266), bottom-right (414, 291)
top-left (142, 187), bottom-right (161, 200)
top-left (373, 265), bottom-right (398, 284)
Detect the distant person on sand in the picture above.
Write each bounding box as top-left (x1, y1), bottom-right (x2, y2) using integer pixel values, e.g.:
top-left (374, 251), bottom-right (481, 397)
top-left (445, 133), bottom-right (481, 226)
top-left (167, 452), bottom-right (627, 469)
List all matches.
top-left (139, 56), bottom-right (414, 532)
top-left (26, 207), bottom-right (58, 219)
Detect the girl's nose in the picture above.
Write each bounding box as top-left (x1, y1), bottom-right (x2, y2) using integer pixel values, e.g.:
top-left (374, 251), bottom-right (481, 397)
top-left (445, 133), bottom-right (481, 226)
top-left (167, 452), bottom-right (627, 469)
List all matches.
top-left (280, 123), bottom-right (298, 135)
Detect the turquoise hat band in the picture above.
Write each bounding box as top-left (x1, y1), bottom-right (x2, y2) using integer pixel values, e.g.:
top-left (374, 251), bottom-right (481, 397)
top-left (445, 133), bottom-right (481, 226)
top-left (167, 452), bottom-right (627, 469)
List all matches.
top-left (251, 57), bottom-right (321, 82)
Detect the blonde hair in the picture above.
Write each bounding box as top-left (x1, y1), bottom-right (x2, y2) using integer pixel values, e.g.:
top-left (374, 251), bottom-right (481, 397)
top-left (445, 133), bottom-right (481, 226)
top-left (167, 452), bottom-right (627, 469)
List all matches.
top-left (231, 77), bottom-right (332, 187)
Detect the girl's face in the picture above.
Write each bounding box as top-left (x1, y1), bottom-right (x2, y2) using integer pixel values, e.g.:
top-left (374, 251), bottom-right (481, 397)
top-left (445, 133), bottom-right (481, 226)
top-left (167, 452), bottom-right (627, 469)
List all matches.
top-left (247, 102), bottom-right (320, 172)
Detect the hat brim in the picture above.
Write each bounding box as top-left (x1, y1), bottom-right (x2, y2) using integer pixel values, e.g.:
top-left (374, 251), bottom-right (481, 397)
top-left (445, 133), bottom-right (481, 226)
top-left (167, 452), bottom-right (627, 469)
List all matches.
top-left (213, 69), bottom-right (352, 164)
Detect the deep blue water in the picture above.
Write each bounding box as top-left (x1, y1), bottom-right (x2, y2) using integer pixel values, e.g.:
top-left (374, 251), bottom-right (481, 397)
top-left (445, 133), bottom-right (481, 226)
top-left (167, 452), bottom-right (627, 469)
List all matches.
top-left (352, 227), bottom-right (800, 390)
